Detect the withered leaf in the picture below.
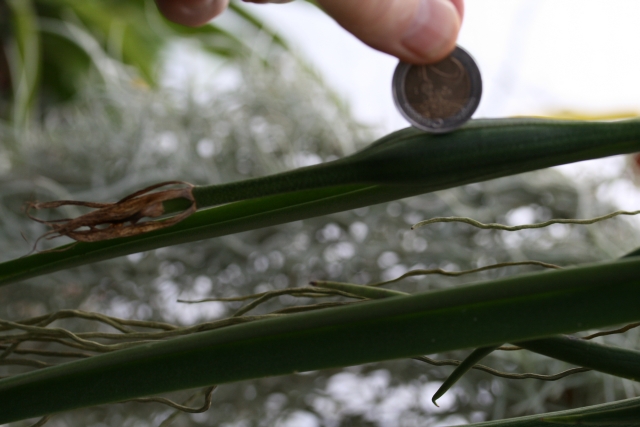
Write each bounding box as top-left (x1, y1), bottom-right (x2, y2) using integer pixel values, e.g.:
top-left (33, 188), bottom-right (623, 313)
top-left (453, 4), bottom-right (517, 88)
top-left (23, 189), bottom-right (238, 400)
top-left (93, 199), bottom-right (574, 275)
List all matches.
top-left (27, 181), bottom-right (196, 248)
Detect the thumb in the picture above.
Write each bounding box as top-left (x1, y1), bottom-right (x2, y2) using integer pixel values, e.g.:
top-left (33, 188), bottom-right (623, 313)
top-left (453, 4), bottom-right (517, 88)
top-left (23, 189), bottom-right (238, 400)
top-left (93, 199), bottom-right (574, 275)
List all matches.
top-left (316, 0), bottom-right (463, 64)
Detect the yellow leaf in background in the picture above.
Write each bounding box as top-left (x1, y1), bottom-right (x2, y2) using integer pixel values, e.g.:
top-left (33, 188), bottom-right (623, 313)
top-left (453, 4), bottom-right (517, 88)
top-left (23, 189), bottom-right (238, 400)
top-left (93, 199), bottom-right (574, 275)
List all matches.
top-left (530, 111), bottom-right (640, 121)
top-left (529, 111), bottom-right (640, 188)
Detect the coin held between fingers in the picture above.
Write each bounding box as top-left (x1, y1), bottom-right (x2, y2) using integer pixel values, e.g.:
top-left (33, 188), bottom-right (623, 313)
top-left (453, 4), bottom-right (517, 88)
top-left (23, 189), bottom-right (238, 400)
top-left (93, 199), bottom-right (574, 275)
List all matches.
top-left (392, 46), bottom-right (482, 134)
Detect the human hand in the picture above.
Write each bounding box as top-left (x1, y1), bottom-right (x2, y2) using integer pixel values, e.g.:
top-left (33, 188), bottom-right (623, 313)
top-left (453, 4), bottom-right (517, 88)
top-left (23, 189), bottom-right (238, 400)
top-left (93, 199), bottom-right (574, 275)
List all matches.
top-left (154, 0), bottom-right (463, 63)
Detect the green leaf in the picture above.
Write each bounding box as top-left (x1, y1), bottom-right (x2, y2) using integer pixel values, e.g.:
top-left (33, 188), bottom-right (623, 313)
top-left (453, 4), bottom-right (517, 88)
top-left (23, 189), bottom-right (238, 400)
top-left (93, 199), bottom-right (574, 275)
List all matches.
top-left (39, 32), bottom-right (91, 102)
top-left (4, 0), bottom-right (291, 108)
top-left (432, 345), bottom-right (501, 406)
top-left (543, 406), bottom-right (640, 425)
top-left (623, 246), bottom-right (640, 258)
top-left (2, 118), bottom-right (640, 286)
top-left (518, 336), bottom-right (640, 382)
top-left (318, 274), bottom-right (640, 385)
top-left (6, 0), bottom-right (40, 127)
top-left (466, 397), bottom-right (640, 426)
top-left (38, 0), bottom-right (162, 84)
top-left (0, 257), bottom-right (638, 423)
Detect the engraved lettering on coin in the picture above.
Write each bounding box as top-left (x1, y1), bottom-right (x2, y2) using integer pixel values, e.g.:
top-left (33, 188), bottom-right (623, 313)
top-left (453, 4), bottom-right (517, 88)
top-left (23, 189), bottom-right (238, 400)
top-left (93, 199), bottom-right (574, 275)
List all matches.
top-left (392, 46), bottom-right (482, 134)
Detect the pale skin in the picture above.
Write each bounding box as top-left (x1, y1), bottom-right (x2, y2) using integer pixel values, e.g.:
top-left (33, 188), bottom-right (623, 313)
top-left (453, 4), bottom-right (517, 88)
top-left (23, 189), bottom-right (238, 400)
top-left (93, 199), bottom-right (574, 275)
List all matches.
top-left (154, 0), bottom-right (464, 64)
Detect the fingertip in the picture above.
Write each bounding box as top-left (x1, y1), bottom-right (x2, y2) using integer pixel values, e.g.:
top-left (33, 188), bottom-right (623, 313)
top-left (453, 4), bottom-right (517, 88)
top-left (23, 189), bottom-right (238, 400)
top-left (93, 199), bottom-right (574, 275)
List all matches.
top-left (450, 0), bottom-right (465, 22)
top-left (155, 0), bottom-right (228, 27)
top-left (317, 0), bottom-right (462, 64)
top-left (400, 0), bottom-right (461, 63)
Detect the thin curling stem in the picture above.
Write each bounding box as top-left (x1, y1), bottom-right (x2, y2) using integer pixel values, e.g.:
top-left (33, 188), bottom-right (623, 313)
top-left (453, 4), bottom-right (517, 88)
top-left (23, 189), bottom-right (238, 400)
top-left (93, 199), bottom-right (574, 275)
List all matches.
top-left (231, 287), bottom-right (361, 317)
top-left (413, 356), bottom-right (591, 381)
top-left (127, 386), bottom-right (216, 413)
top-left (370, 260), bottom-right (561, 287)
top-left (412, 209), bottom-right (640, 231)
top-left (582, 322), bottom-right (640, 340)
top-left (28, 416), bottom-right (51, 427)
top-left (178, 287), bottom-right (353, 305)
top-left (157, 388), bottom-right (215, 427)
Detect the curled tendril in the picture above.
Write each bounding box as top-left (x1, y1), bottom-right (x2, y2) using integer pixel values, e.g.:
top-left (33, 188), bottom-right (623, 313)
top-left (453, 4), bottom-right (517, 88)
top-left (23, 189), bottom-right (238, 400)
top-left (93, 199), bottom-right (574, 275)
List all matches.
top-left (412, 209), bottom-right (640, 231)
top-left (582, 322), bottom-right (640, 340)
top-left (413, 356), bottom-right (591, 381)
top-left (178, 286), bottom-right (364, 317)
top-left (129, 385), bottom-right (216, 413)
top-left (370, 260), bottom-right (561, 287)
top-left (25, 387), bottom-right (217, 427)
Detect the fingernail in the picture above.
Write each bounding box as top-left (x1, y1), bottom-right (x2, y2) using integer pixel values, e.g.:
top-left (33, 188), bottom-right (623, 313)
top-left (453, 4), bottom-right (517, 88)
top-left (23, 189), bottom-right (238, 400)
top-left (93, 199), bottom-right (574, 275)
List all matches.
top-left (401, 0), bottom-right (459, 62)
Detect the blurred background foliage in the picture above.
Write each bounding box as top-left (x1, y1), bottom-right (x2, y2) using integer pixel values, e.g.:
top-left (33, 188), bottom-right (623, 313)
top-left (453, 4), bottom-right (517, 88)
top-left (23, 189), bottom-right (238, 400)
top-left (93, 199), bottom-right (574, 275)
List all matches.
top-left (1, 1), bottom-right (640, 426)
top-left (0, 0), bottom-right (295, 125)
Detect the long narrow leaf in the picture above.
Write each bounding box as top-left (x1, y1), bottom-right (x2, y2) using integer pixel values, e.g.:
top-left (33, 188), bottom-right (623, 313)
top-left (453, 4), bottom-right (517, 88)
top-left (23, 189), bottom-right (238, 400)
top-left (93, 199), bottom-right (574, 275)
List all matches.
top-left (6, 0), bottom-right (40, 128)
top-left (467, 397), bottom-right (640, 426)
top-left (0, 257), bottom-right (638, 423)
top-left (518, 336), bottom-right (640, 381)
top-left (2, 118), bottom-right (640, 285)
top-left (320, 278), bottom-right (640, 385)
top-left (432, 345), bottom-right (502, 406)
top-left (317, 280), bottom-right (640, 386)
top-left (544, 405), bottom-right (640, 425)
top-left (188, 118), bottom-right (640, 208)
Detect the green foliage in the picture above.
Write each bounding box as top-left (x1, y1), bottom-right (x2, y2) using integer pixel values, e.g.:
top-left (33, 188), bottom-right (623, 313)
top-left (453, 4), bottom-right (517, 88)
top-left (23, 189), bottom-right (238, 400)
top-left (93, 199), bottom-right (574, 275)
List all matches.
top-left (1, 257), bottom-right (639, 423)
top-left (5, 0), bottom-right (39, 127)
top-left (1, 19), bottom-right (640, 425)
top-left (0, 0), bottom-right (287, 118)
top-left (3, 118), bottom-right (640, 286)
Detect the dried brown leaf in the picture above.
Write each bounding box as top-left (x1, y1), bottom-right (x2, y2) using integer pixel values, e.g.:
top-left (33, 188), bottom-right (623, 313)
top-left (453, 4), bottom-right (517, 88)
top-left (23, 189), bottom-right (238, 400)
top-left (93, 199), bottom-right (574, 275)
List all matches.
top-left (26, 181), bottom-right (196, 248)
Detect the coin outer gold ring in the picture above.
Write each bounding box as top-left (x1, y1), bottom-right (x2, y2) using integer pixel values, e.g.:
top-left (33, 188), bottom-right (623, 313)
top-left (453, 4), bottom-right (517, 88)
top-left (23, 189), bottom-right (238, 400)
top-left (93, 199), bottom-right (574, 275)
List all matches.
top-left (392, 46), bottom-right (482, 134)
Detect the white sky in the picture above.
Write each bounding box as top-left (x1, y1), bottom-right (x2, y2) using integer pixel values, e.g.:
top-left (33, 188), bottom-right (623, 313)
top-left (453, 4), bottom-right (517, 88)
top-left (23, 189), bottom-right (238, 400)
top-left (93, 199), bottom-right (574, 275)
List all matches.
top-left (240, 0), bottom-right (640, 135)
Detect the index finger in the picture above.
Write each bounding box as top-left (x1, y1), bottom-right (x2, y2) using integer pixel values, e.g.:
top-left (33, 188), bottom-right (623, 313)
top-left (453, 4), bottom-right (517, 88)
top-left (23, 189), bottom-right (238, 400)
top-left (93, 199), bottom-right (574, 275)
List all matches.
top-left (316, 0), bottom-right (463, 63)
